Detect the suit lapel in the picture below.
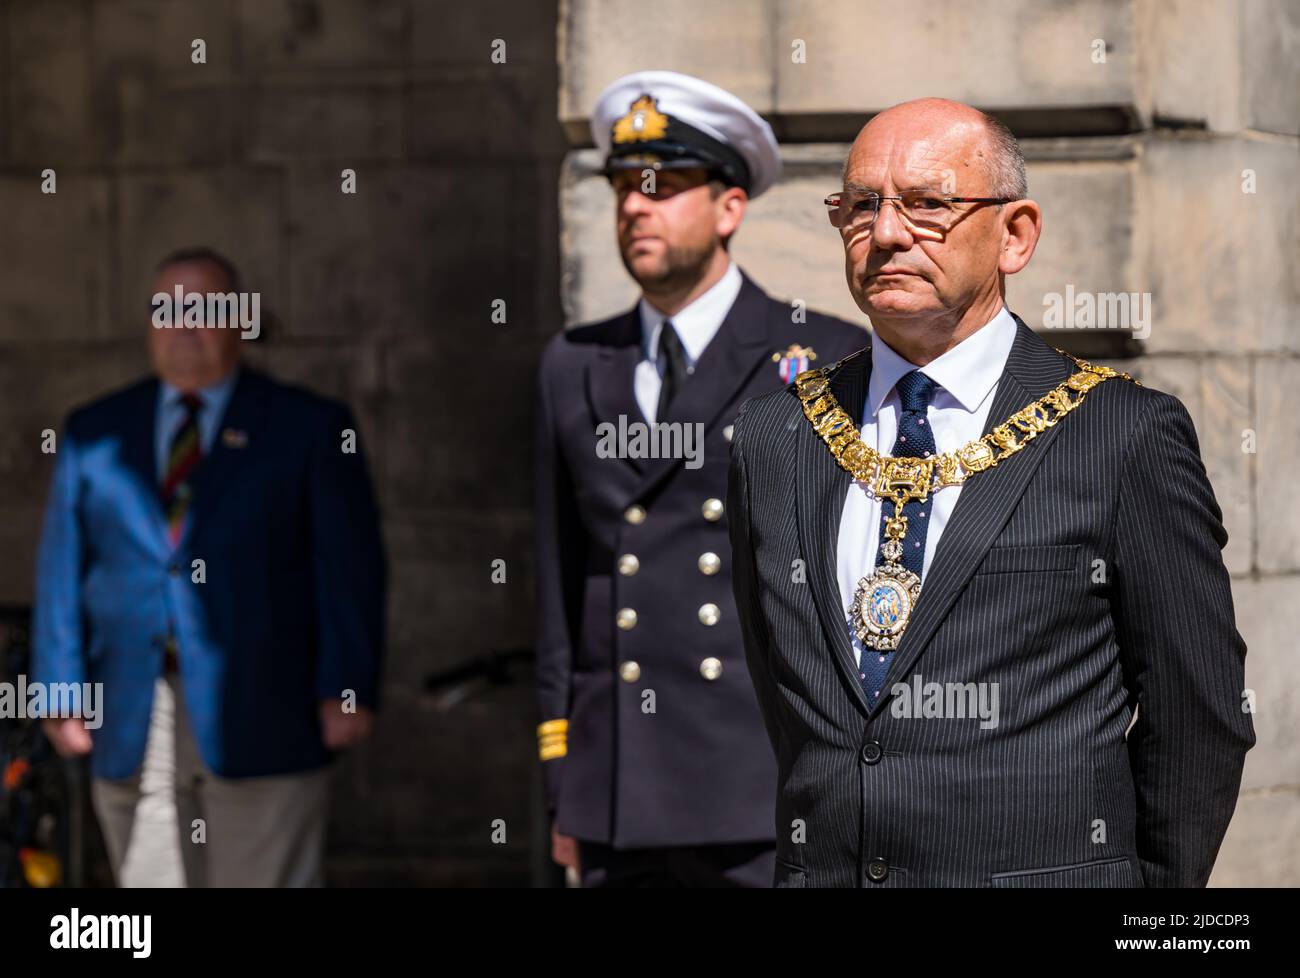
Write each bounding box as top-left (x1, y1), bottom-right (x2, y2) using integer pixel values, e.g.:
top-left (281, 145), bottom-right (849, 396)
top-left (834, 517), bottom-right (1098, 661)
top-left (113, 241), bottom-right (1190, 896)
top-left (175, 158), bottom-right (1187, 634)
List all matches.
top-left (120, 377), bottom-right (170, 554)
top-left (637, 272), bottom-right (773, 495)
top-left (867, 316), bottom-right (1075, 718)
top-left (797, 346), bottom-right (874, 715)
top-left (586, 309), bottom-right (646, 473)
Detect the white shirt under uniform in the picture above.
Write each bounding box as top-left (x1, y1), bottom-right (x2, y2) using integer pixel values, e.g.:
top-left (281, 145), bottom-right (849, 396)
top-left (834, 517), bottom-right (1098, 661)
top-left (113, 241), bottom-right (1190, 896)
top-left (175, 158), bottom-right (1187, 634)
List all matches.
top-left (836, 305), bottom-right (1018, 667)
top-left (634, 261), bottom-right (743, 425)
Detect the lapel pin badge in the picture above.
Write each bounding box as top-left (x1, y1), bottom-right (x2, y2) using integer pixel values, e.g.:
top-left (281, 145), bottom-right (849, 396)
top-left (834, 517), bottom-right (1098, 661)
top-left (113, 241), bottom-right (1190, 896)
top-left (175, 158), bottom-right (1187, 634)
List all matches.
top-left (221, 428), bottom-right (248, 449)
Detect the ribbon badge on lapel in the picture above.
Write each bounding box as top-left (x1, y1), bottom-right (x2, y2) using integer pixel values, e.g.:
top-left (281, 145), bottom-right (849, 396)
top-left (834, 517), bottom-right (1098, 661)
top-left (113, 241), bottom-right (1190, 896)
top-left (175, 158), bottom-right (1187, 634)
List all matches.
top-left (772, 343), bottom-right (817, 384)
top-left (221, 428), bottom-right (248, 449)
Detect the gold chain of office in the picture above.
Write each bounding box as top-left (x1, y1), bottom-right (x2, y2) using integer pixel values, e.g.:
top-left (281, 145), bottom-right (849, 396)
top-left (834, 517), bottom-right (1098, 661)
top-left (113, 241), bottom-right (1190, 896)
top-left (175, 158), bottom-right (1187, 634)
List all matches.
top-left (795, 350), bottom-right (1139, 652)
top-left (795, 351), bottom-right (1138, 505)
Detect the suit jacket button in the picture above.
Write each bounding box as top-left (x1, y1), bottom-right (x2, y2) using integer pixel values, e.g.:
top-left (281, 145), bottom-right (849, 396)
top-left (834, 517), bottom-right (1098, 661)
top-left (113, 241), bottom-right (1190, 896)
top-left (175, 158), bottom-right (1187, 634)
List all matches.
top-left (624, 504), bottom-right (646, 525)
top-left (699, 657), bottom-right (722, 681)
top-left (697, 603), bottom-right (720, 626)
top-left (619, 661), bottom-right (641, 683)
top-left (867, 858), bottom-right (889, 882)
top-left (616, 608), bottom-right (638, 630)
top-left (701, 498), bottom-right (724, 522)
top-left (860, 740), bottom-right (883, 765)
top-left (617, 554), bottom-right (640, 576)
top-left (723, 424), bottom-right (735, 442)
top-left (697, 552), bottom-right (721, 575)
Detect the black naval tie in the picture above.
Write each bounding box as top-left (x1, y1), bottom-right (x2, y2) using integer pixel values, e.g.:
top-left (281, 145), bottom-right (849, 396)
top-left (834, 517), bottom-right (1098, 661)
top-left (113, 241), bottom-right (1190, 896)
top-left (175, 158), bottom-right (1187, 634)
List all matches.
top-left (860, 370), bottom-right (937, 702)
top-left (656, 319), bottom-right (688, 422)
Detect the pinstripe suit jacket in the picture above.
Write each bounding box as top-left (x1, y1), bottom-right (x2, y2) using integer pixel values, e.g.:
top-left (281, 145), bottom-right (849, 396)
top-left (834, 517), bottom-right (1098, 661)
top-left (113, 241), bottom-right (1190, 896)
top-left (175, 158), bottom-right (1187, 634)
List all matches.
top-left (727, 314), bottom-right (1254, 888)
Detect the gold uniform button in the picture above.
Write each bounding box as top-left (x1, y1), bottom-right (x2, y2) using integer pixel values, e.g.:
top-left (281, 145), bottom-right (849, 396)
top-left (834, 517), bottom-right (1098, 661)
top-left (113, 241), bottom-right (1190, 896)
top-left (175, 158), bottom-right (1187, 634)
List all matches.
top-left (618, 554), bottom-right (640, 576)
top-left (616, 608), bottom-right (638, 630)
top-left (701, 498), bottom-right (724, 522)
top-left (620, 660), bottom-right (641, 683)
top-left (698, 603), bottom-right (720, 626)
top-left (624, 504), bottom-right (646, 525)
top-left (700, 657), bottom-right (723, 681)
top-left (698, 552), bottom-right (721, 575)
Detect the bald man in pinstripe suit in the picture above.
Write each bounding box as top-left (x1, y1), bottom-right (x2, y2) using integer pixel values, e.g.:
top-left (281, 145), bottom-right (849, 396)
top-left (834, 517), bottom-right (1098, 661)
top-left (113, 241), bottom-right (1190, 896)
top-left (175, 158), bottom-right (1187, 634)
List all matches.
top-left (727, 99), bottom-right (1253, 888)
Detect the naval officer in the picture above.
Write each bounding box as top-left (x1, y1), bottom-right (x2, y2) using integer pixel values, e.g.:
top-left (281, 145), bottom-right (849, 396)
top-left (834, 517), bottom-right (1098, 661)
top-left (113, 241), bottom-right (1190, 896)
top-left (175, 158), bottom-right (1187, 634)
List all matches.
top-left (533, 70), bottom-right (866, 886)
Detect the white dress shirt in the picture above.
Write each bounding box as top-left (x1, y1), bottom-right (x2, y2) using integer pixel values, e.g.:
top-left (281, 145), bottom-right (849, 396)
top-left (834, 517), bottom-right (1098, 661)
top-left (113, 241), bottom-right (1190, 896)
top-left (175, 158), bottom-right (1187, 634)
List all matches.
top-left (634, 261), bottom-right (743, 424)
top-left (836, 305), bottom-right (1018, 667)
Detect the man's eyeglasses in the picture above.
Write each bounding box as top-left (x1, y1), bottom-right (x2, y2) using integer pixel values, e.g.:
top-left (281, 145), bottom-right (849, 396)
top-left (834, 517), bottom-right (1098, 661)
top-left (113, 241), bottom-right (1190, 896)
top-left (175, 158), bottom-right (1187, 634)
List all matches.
top-left (824, 189), bottom-right (1015, 237)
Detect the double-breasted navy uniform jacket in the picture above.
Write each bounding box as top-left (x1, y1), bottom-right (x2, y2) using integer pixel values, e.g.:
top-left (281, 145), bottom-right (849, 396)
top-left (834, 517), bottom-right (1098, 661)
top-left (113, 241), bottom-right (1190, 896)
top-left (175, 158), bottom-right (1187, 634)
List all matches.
top-left (533, 270), bottom-right (866, 847)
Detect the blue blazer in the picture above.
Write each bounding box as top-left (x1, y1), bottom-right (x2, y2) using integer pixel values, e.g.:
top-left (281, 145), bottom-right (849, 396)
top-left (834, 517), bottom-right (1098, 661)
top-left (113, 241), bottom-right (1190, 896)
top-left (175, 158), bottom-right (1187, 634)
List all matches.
top-left (32, 367), bottom-right (386, 780)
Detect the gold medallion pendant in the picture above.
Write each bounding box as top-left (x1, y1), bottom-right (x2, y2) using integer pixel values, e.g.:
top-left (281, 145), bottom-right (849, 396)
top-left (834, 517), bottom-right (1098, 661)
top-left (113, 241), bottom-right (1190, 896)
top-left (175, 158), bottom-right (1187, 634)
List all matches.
top-left (795, 351), bottom-right (1137, 651)
top-left (850, 516), bottom-right (920, 651)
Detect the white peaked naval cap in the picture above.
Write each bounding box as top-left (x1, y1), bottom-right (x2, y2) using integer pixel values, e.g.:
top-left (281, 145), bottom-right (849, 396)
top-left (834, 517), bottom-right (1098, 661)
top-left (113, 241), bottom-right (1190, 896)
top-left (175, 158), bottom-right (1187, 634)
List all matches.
top-left (590, 70), bottom-right (782, 199)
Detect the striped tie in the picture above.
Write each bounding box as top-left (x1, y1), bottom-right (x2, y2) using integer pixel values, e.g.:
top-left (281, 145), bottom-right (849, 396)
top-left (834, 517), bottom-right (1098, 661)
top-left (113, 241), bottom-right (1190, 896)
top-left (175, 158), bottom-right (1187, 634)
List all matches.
top-left (161, 392), bottom-right (203, 547)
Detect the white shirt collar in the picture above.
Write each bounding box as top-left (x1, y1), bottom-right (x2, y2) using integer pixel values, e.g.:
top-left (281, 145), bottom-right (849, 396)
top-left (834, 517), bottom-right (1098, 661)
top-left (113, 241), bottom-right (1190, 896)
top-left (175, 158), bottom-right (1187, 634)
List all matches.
top-left (867, 305), bottom-right (1018, 417)
top-left (638, 261), bottom-right (743, 367)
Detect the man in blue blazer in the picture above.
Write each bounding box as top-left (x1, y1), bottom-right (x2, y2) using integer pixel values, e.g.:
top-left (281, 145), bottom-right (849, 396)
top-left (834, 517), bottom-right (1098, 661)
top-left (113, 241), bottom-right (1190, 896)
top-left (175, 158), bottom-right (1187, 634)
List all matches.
top-left (32, 248), bottom-right (386, 887)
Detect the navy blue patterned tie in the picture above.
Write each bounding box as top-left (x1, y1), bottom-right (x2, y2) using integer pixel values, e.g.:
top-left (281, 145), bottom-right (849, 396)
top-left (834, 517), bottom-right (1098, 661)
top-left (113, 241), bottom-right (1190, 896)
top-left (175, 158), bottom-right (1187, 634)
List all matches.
top-left (859, 369), bottom-right (937, 702)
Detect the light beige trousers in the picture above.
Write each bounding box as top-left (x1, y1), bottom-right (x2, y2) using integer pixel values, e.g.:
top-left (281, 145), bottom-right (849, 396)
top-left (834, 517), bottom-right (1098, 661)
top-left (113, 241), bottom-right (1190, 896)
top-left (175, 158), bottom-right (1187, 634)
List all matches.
top-left (91, 674), bottom-right (330, 887)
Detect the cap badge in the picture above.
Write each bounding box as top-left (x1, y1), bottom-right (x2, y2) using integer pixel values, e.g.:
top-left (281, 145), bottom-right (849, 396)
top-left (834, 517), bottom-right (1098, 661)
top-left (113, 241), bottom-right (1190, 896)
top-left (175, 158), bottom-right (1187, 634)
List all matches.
top-left (613, 94), bottom-right (669, 144)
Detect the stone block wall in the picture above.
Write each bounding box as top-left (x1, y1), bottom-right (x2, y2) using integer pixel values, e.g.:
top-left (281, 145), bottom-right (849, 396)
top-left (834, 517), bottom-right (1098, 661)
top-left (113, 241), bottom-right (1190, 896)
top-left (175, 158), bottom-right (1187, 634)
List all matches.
top-left (0, 0), bottom-right (566, 885)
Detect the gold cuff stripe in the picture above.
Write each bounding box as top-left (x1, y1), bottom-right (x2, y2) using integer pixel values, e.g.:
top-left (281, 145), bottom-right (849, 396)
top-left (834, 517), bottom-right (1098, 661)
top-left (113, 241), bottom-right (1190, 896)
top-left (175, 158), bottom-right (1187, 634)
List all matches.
top-left (537, 719), bottom-right (568, 761)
